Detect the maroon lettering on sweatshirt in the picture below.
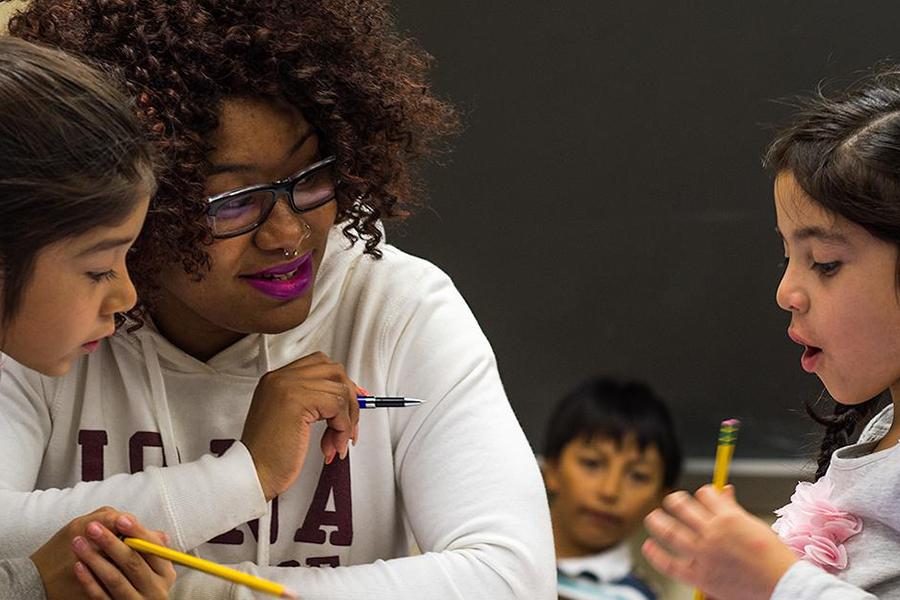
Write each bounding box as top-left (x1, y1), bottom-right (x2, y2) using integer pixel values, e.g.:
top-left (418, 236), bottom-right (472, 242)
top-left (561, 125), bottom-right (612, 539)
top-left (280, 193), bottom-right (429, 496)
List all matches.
top-left (208, 438), bottom-right (245, 545)
top-left (294, 454), bottom-right (353, 546)
top-left (206, 439), bottom-right (279, 546)
top-left (129, 431), bottom-right (166, 473)
top-left (77, 430), bottom-right (107, 482)
top-left (278, 560), bottom-right (301, 567)
top-left (306, 556), bottom-right (340, 567)
top-left (248, 496), bottom-right (279, 545)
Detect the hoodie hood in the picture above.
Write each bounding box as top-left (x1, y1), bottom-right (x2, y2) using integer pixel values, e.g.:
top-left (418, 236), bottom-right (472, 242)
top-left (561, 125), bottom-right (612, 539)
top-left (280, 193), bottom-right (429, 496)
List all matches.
top-left (109, 225), bottom-right (369, 565)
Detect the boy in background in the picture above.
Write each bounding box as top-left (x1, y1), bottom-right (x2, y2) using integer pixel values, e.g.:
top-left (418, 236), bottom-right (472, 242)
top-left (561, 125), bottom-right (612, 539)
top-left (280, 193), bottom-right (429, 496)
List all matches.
top-left (543, 377), bottom-right (682, 600)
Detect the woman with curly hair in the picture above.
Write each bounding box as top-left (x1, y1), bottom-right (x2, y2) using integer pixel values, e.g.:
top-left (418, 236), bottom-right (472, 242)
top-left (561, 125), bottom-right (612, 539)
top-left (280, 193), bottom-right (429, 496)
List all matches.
top-left (0, 1), bottom-right (556, 598)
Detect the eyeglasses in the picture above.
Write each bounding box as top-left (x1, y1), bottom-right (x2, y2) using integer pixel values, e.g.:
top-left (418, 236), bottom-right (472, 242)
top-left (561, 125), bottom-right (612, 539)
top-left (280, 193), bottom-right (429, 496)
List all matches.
top-left (205, 155), bottom-right (337, 239)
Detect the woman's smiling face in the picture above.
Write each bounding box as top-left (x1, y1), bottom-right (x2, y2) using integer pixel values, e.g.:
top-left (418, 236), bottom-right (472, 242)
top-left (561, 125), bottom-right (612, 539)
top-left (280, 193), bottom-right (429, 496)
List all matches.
top-left (153, 97), bottom-right (337, 360)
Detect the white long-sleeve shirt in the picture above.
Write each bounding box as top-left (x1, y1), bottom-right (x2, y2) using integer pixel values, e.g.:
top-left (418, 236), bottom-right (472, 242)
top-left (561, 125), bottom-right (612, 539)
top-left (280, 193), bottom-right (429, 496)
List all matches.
top-left (0, 227), bottom-right (556, 599)
top-left (771, 404), bottom-right (899, 600)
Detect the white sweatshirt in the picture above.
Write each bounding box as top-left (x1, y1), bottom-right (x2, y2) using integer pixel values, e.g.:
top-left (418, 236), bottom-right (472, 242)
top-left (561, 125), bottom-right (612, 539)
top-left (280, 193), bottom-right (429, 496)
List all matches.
top-left (0, 227), bottom-right (556, 600)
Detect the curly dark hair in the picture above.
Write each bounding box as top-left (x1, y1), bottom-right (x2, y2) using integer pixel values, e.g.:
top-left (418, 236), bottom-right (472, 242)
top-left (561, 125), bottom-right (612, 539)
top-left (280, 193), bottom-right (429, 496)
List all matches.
top-left (8, 0), bottom-right (458, 314)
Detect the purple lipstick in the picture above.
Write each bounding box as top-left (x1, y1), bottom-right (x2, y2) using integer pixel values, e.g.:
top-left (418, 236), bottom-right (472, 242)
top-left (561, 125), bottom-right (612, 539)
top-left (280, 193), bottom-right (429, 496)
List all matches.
top-left (241, 251), bottom-right (314, 301)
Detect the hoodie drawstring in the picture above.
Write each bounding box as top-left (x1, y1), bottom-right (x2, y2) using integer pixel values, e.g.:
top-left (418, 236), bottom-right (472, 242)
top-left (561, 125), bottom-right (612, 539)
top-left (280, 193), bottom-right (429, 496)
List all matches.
top-left (255, 334), bottom-right (272, 567)
top-left (138, 333), bottom-right (199, 556)
top-left (139, 334), bottom-right (181, 468)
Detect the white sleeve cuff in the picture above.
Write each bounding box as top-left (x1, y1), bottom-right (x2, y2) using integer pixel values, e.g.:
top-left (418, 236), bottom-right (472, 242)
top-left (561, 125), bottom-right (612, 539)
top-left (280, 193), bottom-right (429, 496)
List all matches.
top-left (771, 561), bottom-right (876, 600)
top-left (160, 442), bottom-right (268, 551)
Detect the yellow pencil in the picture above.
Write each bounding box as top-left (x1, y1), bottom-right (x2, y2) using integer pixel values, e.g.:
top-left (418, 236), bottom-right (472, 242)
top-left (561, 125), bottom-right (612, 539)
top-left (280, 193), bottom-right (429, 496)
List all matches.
top-left (123, 537), bottom-right (299, 599)
top-left (694, 418), bottom-right (740, 600)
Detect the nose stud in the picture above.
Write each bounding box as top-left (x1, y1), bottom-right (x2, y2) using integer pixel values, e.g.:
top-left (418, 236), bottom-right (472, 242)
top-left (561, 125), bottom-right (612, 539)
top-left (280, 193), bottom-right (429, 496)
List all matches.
top-left (282, 248), bottom-right (300, 258)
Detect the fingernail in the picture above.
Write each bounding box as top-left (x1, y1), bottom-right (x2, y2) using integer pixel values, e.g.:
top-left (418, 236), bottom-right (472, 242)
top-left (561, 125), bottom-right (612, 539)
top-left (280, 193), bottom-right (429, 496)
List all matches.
top-left (161, 532), bottom-right (170, 546)
top-left (117, 515), bottom-right (133, 530)
top-left (357, 386), bottom-right (371, 396)
top-left (73, 536), bottom-right (88, 552)
top-left (74, 561), bottom-right (86, 574)
top-left (86, 522), bottom-right (103, 539)
top-left (339, 446), bottom-right (348, 460)
top-left (325, 451), bottom-right (335, 465)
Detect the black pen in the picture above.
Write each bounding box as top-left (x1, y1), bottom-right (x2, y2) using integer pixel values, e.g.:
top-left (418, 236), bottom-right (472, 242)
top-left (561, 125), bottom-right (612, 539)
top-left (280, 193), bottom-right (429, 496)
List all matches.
top-left (356, 396), bottom-right (425, 409)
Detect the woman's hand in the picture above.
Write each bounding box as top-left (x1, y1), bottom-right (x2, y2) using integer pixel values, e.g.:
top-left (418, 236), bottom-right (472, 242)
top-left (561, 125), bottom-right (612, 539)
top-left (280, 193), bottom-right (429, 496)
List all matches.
top-left (30, 506), bottom-right (176, 600)
top-left (642, 485), bottom-right (798, 600)
top-left (241, 351), bottom-right (360, 500)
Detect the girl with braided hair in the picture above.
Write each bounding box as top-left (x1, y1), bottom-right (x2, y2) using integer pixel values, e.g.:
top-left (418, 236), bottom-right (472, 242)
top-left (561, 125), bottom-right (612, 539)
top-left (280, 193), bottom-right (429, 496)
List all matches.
top-left (640, 68), bottom-right (900, 600)
top-left (0, 2), bottom-right (557, 599)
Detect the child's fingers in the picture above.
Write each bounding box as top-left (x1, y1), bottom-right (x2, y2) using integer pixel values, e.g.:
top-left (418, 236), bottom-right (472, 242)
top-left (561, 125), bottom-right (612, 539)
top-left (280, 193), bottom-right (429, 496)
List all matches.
top-left (644, 508), bottom-right (699, 556)
top-left (84, 521), bottom-right (155, 596)
top-left (662, 490), bottom-right (713, 531)
top-left (641, 538), bottom-right (696, 583)
top-left (114, 515), bottom-right (176, 579)
top-left (695, 484), bottom-right (737, 511)
top-left (72, 535), bottom-right (140, 600)
top-left (73, 560), bottom-right (112, 600)
top-left (144, 530), bottom-right (177, 580)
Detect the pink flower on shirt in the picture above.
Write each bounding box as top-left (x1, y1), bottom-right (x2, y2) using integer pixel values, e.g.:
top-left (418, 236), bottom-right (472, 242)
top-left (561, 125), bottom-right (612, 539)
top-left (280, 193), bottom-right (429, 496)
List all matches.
top-left (772, 477), bottom-right (862, 573)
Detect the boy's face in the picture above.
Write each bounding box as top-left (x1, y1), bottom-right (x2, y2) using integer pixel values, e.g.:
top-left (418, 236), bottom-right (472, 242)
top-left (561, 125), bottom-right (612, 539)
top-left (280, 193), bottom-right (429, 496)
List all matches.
top-left (545, 433), bottom-right (667, 558)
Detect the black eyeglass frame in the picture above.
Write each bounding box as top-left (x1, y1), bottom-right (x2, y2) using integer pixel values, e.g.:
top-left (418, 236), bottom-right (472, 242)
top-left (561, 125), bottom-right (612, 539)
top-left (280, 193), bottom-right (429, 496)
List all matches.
top-left (205, 155), bottom-right (337, 239)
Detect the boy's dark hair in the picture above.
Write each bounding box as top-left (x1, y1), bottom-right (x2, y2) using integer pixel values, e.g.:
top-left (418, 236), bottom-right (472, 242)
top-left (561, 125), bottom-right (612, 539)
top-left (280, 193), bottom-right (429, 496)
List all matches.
top-left (0, 36), bottom-right (154, 327)
top-left (765, 67), bottom-right (900, 480)
top-left (543, 376), bottom-right (682, 489)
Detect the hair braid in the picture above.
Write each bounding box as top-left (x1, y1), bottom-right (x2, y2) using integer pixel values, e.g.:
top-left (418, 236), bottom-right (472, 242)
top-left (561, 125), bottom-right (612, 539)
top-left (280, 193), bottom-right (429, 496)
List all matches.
top-left (806, 393), bottom-right (881, 480)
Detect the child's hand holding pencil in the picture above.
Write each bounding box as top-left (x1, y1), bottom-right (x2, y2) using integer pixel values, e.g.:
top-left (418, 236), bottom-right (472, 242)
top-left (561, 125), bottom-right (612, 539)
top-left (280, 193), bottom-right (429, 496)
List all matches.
top-left (640, 419), bottom-right (799, 600)
top-left (30, 506), bottom-right (176, 600)
top-left (642, 485), bottom-right (798, 600)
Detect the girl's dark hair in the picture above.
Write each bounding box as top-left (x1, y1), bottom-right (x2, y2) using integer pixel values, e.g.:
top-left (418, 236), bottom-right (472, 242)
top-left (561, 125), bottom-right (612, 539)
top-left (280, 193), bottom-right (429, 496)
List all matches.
top-left (543, 376), bottom-right (683, 489)
top-left (765, 68), bottom-right (900, 479)
top-left (8, 0), bottom-right (459, 316)
top-left (803, 392), bottom-right (884, 480)
top-left (0, 36), bottom-right (154, 327)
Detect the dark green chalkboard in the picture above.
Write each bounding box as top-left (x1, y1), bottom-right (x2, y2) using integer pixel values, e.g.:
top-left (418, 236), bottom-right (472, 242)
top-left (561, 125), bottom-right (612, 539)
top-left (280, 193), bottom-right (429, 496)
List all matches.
top-left (388, 1), bottom-right (898, 458)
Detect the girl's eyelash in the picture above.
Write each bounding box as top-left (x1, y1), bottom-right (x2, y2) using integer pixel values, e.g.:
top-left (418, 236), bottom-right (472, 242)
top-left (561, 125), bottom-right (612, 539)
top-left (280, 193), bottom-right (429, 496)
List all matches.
top-left (812, 261), bottom-right (841, 276)
top-left (87, 270), bottom-right (118, 283)
top-left (779, 256), bottom-right (841, 277)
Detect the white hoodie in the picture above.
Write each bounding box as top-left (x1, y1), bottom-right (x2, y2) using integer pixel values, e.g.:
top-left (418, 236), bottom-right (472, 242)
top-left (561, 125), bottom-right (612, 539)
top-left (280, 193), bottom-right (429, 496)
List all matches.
top-left (0, 227), bottom-right (556, 599)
